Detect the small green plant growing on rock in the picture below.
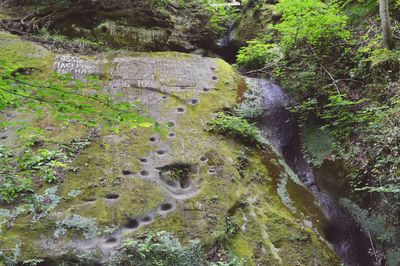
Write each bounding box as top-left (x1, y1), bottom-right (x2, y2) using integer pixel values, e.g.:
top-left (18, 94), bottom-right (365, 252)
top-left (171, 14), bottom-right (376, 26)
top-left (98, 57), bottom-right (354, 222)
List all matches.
top-left (208, 113), bottom-right (267, 147)
top-left (110, 231), bottom-right (203, 266)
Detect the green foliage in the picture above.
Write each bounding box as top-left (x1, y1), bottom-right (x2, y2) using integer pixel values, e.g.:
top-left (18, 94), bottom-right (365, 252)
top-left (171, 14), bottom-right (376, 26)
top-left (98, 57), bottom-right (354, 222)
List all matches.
top-left (273, 0), bottom-right (350, 48)
top-left (321, 94), bottom-right (368, 140)
top-left (208, 4), bottom-right (240, 36)
top-left (0, 143), bottom-right (70, 203)
top-left (339, 198), bottom-right (397, 248)
top-left (224, 216), bottom-right (239, 238)
top-left (0, 58), bottom-right (150, 130)
top-left (208, 113), bottom-right (266, 147)
top-left (301, 125), bottom-right (335, 167)
top-left (236, 40), bottom-right (282, 70)
top-left (111, 231), bottom-right (203, 266)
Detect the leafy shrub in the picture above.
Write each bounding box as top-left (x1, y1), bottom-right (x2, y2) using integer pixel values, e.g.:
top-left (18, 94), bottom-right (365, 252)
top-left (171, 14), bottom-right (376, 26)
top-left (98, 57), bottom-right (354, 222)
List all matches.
top-left (236, 41), bottom-right (282, 70)
top-left (273, 0), bottom-right (350, 48)
top-left (208, 113), bottom-right (266, 146)
top-left (111, 231), bottom-right (204, 266)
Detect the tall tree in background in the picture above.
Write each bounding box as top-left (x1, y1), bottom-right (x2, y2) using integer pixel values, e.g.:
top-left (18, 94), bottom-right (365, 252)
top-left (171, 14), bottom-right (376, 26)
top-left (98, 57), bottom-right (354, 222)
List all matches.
top-left (379, 0), bottom-right (393, 49)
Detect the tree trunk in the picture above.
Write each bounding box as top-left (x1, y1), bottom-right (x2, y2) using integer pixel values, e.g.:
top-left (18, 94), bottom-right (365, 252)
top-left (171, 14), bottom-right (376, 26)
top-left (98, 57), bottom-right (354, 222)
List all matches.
top-left (379, 0), bottom-right (393, 50)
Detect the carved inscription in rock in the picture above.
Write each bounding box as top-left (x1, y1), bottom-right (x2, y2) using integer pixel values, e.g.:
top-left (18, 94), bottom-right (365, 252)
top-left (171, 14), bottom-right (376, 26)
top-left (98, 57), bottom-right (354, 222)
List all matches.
top-left (110, 56), bottom-right (217, 92)
top-left (54, 55), bottom-right (101, 76)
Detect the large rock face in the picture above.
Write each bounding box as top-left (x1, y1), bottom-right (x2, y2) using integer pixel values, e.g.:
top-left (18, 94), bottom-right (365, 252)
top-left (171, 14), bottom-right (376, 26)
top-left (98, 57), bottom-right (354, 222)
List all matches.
top-left (0, 0), bottom-right (216, 52)
top-left (0, 31), bottom-right (338, 265)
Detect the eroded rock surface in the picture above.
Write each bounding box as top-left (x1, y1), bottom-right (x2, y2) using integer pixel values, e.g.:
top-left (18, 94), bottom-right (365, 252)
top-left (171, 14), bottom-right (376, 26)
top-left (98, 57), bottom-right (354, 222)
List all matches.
top-left (0, 32), bottom-right (339, 265)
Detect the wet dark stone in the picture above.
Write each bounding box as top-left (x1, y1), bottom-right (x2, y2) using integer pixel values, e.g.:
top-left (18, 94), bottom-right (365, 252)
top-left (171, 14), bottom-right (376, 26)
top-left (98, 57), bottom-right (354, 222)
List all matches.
top-left (125, 218), bottom-right (139, 229)
top-left (160, 203), bottom-right (173, 211)
top-left (105, 193), bottom-right (119, 199)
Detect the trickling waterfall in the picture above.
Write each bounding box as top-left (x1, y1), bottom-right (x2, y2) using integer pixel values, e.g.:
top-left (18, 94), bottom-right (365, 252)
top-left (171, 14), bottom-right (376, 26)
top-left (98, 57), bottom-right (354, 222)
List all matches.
top-left (248, 78), bottom-right (375, 266)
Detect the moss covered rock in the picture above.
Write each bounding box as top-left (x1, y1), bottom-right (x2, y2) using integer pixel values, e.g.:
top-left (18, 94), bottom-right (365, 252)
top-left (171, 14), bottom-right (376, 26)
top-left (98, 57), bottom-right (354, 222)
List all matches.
top-left (0, 31), bottom-right (338, 265)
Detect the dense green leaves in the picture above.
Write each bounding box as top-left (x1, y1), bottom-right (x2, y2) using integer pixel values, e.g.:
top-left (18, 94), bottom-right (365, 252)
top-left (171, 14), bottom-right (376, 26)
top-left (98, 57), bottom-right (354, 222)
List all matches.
top-left (273, 0), bottom-right (350, 47)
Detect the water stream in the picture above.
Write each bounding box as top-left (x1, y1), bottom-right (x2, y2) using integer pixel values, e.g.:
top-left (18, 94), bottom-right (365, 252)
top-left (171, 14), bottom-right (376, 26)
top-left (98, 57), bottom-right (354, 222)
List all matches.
top-left (251, 78), bottom-right (375, 266)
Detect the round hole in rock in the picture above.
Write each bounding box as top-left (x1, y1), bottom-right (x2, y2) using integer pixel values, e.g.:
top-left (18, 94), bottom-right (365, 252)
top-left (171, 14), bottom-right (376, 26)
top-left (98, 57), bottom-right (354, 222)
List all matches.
top-left (210, 67), bottom-right (216, 71)
top-left (212, 76), bottom-right (218, 80)
top-left (156, 150), bottom-right (166, 155)
top-left (139, 158), bottom-right (148, 163)
top-left (200, 156), bottom-right (208, 162)
top-left (177, 107), bottom-right (185, 113)
top-left (125, 218), bottom-right (140, 229)
top-left (209, 168), bottom-right (216, 174)
top-left (149, 137), bottom-right (157, 143)
top-left (189, 99), bottom-right (199, 105)
top-left (167, 121), bottom-right (175, 128)
top-left (106, 236), bottom-right (118, 243)
top-left (122, 170), bottom-right (134, 175)
top-left (82, 197), bottom-right (96, 202)
top-left (203, 87), bottom-right (210, 92)
top-left (162, 95), bottom-right (168, 99)
top-left (105, 193), bottom-right (119, 200)
top-left (0, 136), bottom-right (7, 140)
top-left (140, 170), bottom-right (149, 177)
top-left (160, 203), bottom-right (173, 211)
top-left (168, 133), bottom-right (176, 138)
top-left (141, 215), bottom-right (152, 223)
